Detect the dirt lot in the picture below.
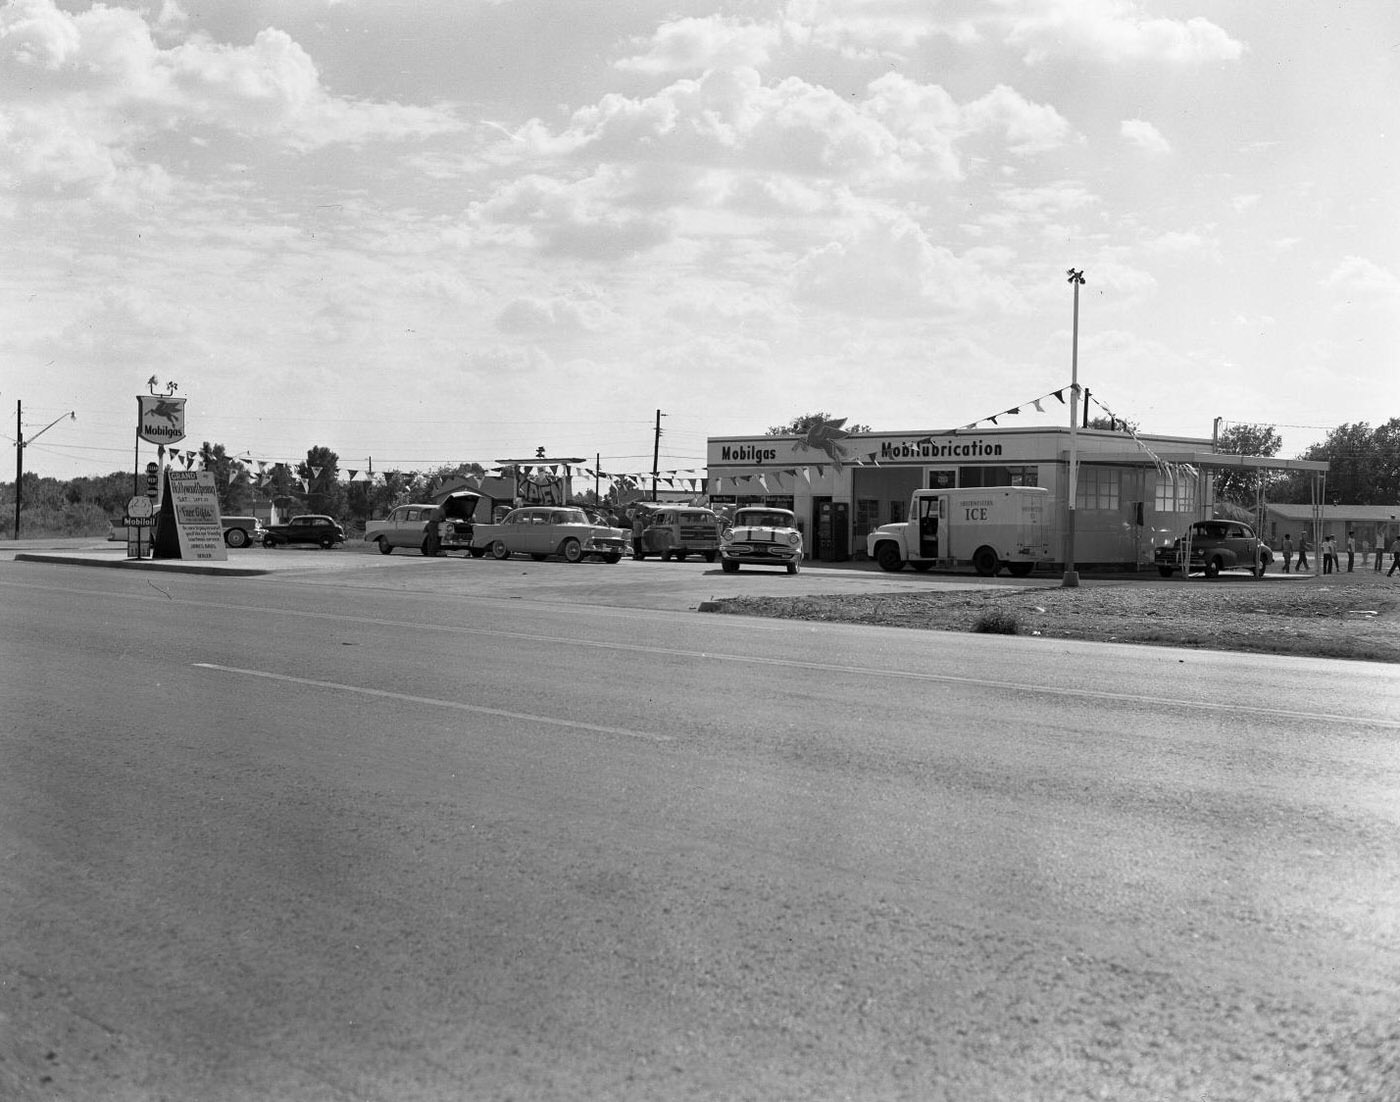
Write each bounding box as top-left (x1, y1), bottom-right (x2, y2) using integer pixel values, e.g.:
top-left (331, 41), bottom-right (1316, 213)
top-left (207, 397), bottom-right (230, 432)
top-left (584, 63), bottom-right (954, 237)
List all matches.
top-left (706, 564), bottom-right (1400, 664)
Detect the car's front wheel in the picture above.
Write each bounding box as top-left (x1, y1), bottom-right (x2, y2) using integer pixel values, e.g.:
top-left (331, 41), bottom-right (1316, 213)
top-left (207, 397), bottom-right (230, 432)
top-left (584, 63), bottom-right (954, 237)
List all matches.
top-left (561, 538), bottom-right (584, 563)
top-left (491, 540), bottom-right (511, 560)
top-left (225, 527), bottom-right (248, 548)
top-left (319, 536), bottom-right (335, 549)
top-left (875, 544), bottom-right (904, 573)
top-left (786, 561), bottom-right (799, 575)
top-left (1158, 565), bottom-right (1174, 578)
top-left (601, 552), bottom-right (622, 564)
top-left (1205, 557), bottom-right (1222, 578)
top-left (721, 559), bottom-right (739, 573)
top-left (263, 536), bottom-right (276, 548)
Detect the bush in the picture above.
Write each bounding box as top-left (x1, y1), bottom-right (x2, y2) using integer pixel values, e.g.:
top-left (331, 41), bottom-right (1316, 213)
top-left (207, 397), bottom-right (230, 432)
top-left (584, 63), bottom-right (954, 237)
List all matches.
top-left (971, 608), bottom-right (1020, 635)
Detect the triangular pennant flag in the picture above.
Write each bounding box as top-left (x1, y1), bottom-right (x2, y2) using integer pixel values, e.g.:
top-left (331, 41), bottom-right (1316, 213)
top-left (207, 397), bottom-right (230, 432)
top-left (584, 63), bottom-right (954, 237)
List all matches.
top-left (311, 466), bottom-right (323, 480)
top-left (988, 415), bottom-right (998, 425)
top-left (1053, 389), bottom-right (1065, 403)
top-left (1006, 407), bottom-right (1020, 416)
top-left (1032, 398), bottom-right (1045, 413)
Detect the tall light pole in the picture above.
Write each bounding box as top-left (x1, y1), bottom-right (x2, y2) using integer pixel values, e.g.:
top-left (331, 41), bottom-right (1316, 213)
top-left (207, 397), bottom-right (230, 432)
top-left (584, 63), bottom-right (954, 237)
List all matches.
top-left (14, 402), bottom-right (77, 539)
top-left (1062, 268), bottom-right (1085, 588)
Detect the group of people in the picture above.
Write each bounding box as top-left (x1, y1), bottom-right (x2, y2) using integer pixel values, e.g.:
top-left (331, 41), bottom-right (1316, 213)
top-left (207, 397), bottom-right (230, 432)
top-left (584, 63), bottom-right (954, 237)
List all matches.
top-left (1279, 531), bottom-right (1400, 576)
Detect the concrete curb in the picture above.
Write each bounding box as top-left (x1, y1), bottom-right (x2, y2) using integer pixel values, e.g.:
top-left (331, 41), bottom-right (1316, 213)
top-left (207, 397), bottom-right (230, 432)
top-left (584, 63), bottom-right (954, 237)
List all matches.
top-left (14, 552), bottom-right (272, 577)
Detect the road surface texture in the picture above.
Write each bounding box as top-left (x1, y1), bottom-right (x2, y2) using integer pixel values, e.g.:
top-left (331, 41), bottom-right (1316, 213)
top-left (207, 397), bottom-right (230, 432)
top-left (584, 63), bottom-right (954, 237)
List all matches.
top-left (2, 557), bottom-right (1398, 1101)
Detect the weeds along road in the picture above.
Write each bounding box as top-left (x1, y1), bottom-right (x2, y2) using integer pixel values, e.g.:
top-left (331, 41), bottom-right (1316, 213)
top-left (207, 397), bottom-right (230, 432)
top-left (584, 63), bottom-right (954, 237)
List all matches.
top-left (2, 557), bottom-right (1398, 1101)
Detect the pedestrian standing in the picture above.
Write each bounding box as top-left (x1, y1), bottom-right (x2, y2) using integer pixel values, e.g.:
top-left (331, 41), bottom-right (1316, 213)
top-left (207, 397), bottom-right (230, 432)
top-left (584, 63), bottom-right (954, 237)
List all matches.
top-left (1296, 532), bottom-right (1310, 572)
top-left (1390, 535), bottom-right (1400, 577)
top-left (1377, 536), bottom-right (1386, 572)
top-left (1346, 532), bottom-right (1356, 572)
top-left (1323, 534), bottom-right (1337, 574)
top-left (630, 508), bottom-right (646, 559)
top-left (1281, 533), bottom-right (1293, 573)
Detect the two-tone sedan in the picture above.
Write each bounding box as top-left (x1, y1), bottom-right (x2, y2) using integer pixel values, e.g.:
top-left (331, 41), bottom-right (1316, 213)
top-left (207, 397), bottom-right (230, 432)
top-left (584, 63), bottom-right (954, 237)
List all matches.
top-left (719, 507), bottom-right (803, 574)
top-left (471, 507), bottom-right (628, 563)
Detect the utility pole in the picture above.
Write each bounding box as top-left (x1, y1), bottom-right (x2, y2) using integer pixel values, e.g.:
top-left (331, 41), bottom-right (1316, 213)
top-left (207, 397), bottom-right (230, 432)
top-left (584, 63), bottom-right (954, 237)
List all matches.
top-left (1062, 269), bottom-right (1085, 588)
top-left (13, 401), bottom-right (77, 539)
top-left (651, 409), bottom-right (665, 501)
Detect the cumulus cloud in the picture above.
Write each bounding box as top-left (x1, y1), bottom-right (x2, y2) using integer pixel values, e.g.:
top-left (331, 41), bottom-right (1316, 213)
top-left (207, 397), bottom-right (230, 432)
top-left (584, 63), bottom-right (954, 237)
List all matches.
top-left (1120, 118), bottom-right (1171, 155)
top-left (615, 16), bottom-right (780, 74)
top-left (1002, 0), bottom-right (1244, 65)
top-left (0, 0), bottom-right (461, 201)
top-left (1322, 256), bottom-right (1400, 302)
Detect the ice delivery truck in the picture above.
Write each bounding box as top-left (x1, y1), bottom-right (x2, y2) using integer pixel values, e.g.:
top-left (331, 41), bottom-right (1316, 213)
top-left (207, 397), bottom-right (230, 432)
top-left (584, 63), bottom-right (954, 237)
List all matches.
top-left (866, 486), bottom-right (1053, 577)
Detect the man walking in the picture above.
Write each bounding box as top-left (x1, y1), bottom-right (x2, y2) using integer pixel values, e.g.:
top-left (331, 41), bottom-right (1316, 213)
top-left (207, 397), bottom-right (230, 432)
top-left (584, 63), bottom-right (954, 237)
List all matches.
top-left (1281, 534), bottom-right (1293, 573)
top-left (1390, 535), bottom-right (1400, 577)
top-left (1346, 532), bottom-right (1356, 572)
top-left (1296, 531), bottom-right (1310, 573)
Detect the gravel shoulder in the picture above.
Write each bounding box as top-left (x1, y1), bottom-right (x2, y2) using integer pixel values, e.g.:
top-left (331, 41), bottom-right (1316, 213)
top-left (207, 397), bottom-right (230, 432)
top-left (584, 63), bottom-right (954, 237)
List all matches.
top-left (705, 568), bottom-right (1400, 664)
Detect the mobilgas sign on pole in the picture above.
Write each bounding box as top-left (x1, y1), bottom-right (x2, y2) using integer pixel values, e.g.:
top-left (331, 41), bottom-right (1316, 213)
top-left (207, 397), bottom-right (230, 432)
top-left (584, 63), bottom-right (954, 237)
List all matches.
top-left (137, 395), bottom-right (186, 445)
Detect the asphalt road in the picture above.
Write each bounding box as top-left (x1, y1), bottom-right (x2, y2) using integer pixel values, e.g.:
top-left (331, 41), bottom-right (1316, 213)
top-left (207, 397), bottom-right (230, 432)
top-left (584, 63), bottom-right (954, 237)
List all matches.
top-left (2, 554), bottom-right (1398, 1101)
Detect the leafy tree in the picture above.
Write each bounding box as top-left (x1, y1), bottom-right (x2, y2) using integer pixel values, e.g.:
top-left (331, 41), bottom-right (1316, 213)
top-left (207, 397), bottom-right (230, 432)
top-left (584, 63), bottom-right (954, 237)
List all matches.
top-left (295, 445), bottom-right (348, 520)
top-left (765, 412), bottom-right (871, 436)
top-left (1271, 419), bottom-right (1400, 504)
top-left (1213, 423), bottom-right (1282, 506)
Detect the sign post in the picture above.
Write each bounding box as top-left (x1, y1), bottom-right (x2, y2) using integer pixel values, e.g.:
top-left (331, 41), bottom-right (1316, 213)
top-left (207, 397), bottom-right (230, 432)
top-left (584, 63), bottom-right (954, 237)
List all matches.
top-left (124, 495), bottom-right (154, 559)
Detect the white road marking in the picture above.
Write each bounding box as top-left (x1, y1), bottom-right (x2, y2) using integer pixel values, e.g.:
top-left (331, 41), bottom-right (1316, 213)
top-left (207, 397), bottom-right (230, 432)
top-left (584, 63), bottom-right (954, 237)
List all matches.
top-left (192, 663), bottom-right (672, 742)
top-left (6, 577), bottom-right (1394, 729)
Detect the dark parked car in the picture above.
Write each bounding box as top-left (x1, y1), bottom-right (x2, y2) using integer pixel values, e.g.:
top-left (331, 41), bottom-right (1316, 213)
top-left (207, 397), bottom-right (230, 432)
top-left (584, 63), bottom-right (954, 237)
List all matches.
top-left (1153, 520), bottom-right (1272, 578)
top-left (261, 515), bottom-right (347, 549)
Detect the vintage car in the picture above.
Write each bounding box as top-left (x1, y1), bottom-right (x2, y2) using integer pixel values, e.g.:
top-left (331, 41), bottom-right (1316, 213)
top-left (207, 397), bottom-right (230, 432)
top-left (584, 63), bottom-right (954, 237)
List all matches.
top-left (471, 506), bottom-right (628, 563)
top-left (1153, 519), bottom-right (1273, 578)
top-left (261, 514), bottom-right (347, 549)
top-left (719, 507), bottom-right (803, 574)
top-left (635, 505), bottom-right (723, 562)
top-left (364, 492), bottom-right (484, 557)
top-left (220, 516), bottom-right (266, 548)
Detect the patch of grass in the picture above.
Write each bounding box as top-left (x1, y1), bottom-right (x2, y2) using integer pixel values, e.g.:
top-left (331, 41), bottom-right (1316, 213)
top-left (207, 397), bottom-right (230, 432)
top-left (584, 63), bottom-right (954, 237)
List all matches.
top-left (971, 608), bottom-right (1020, 635)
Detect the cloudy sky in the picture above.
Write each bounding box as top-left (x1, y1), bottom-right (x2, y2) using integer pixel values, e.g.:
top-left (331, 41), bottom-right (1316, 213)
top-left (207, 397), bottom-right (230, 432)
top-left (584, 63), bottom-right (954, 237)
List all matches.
top-left (4, 0), bottom-right (1397, 483)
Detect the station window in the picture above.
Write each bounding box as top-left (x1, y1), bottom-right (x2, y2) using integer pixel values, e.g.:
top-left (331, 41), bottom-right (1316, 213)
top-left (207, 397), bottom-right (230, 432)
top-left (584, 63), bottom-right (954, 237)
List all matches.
top-left (1075, 466), bottom-right (1120, 510)
top-left (958, 465), bottom-right (1039, 488)
top-left (1153, 473), bottom-right (1197, 513)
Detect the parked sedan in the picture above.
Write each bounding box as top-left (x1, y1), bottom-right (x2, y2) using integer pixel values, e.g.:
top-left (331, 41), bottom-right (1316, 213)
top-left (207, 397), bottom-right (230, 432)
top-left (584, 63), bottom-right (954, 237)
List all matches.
top-left (471, 507), bottom-right (628, 563)
top-left (261, 515), bottom-right (347, 549)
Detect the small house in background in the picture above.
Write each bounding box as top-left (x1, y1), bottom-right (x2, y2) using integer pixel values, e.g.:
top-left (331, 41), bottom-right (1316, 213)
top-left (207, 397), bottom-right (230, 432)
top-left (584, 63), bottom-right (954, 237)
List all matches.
top-left (1264, 504), bottom-right (1400, 558)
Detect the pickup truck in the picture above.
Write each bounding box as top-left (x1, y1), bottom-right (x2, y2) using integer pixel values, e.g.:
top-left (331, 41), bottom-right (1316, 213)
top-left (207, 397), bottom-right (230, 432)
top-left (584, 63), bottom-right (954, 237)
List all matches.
top-left (261, 514), bottom-right (347, 549)
top-left (1153, 520), bottom-right (1272, 578)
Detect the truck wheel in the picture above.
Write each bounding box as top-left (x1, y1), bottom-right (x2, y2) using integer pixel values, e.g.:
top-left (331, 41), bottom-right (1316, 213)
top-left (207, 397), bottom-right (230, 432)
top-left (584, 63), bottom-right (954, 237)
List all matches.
top-left (1205, 557), bottom-right (1222, 578)
top-left (972, 547), bottom-right (999, 577)
top-left (376, 538), bottom-right (393, 555)
top-left (1007, 562), bottom-right (1034, 577)
top-left (875, 544), bottom-right (904, 572)
top-left (225, 527), bottom-right (248, 548)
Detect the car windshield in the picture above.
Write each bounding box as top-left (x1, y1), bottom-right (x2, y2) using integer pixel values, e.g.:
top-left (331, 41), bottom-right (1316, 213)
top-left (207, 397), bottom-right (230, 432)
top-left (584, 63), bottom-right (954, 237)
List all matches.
top-left (736, 511), bottom-right (791, 528)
